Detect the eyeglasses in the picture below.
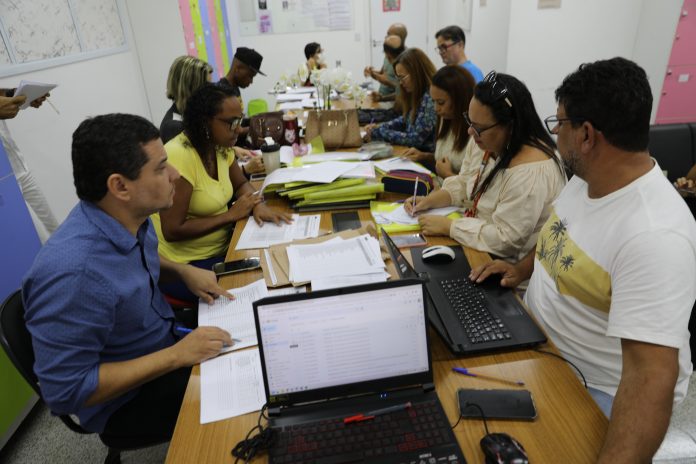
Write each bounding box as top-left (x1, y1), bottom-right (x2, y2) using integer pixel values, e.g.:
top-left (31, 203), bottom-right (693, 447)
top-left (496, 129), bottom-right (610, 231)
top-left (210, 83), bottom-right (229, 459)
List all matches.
top-left (215, 115), bottom-right (244, 132)
top-left (482, 71), bottom-right (512, 108)
top-left (463, 111), bottom-right (501, 138)
top-left (396, 73), bottom-right (409, 82)
top-left (435, 41), bottom-right (460, 53)
top-left (544, 115), bottom-right (585, 134)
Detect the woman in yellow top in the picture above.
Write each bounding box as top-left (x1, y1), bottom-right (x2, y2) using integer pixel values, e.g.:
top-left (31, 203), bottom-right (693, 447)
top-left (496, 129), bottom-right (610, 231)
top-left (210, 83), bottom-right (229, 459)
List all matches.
top-left (154, 83), bottom-right (291, 301)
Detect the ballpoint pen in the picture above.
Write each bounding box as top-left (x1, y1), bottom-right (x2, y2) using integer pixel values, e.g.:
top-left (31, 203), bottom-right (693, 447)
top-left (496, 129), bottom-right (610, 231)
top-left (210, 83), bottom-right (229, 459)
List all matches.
top-left (175, 326), bottom-right (242, 344)
top-left (452, 367), bottom-right (525, 387)
top-left (344, 401), bottom-right (412, 424)
top-left (410, 177), bottom-right (418, 216)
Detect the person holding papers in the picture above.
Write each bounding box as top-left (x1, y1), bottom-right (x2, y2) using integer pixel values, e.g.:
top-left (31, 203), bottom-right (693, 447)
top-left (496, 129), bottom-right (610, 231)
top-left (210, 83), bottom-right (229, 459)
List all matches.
top-left (406, 72), bottom-right (566, 263)
top-left (0, 87), bottom-right (60, 240)
top-left (400, 65), bottom-right (479, 179)
top-left (364, 48), bottom-right (437, 152)
top-left (23, 113), bottom-right (233, 442)
top-left (153, 84), bottom-right (291, 301)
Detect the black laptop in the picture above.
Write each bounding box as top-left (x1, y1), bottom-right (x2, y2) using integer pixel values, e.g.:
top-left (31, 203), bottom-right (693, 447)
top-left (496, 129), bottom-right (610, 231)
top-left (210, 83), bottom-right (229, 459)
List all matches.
top-left (382, 231), bottom-right (546, 355)
top-left (253, 279), bottom-right (467, 464)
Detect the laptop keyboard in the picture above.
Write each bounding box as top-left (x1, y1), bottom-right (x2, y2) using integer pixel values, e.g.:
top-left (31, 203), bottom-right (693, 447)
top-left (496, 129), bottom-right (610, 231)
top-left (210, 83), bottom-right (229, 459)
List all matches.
top-left (269, 399), bottom-right (463, 464)
top-left (438, 278), bottom-right (511, 344)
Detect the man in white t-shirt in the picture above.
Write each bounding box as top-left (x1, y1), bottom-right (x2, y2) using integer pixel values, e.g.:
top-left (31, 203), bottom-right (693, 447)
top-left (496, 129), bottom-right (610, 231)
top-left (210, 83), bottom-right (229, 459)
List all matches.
top-left (470, 57), bottom-right (696, 463)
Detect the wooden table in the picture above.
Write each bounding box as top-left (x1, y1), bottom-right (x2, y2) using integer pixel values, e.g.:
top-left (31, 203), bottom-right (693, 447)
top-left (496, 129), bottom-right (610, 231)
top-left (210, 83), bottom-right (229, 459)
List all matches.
top-left (165, 185), bottom-right (608, 463)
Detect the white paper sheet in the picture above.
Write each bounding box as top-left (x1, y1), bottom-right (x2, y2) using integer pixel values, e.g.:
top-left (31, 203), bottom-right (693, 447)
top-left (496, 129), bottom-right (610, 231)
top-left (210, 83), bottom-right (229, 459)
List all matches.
top-left (15, 80), bottom-right (57, 109)
top-left (235, 214), bottom-right (321, 250)
top-left (342, 162), bottom-right (376, 179)
top-left (375, 158), bottom-right (433, 175)
top-left (311, 271), bottom-right (390, 291)
top-left (286, 234), bottom-right (385, 283)
top-left (285, 87), bottom-right (315, 94)
top-left (275, 93), bottom-right (304, 102)
top-left (259, 162), bottom-right (358, 192)
top-left (198, 279), bottom-right (268, 352)
top-left (302, 152), bottom-right (371, 163)
top-left (200, 348), bottom-right (265, 424)
top-left (278, 101), bottom-right (304, 111)
top-left (384, 204), bottom-right (460, 225)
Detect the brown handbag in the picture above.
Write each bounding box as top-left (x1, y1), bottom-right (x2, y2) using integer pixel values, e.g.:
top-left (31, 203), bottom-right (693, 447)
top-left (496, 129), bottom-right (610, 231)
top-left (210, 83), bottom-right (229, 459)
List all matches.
top-left (304, 109), bottom-right (362, 149)
top-left (248, 111), bottom-right (284, 148)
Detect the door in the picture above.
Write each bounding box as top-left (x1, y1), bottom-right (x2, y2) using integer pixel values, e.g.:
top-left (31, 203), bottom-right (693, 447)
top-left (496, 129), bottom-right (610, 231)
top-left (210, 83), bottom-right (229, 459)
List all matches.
top-left (368, 0), bottom-right (429, 69)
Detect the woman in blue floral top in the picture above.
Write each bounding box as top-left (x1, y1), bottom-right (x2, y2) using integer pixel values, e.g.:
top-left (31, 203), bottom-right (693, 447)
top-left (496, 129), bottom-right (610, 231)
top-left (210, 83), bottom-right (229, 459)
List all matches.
top-left (364, 48), bottom-right (437, 152)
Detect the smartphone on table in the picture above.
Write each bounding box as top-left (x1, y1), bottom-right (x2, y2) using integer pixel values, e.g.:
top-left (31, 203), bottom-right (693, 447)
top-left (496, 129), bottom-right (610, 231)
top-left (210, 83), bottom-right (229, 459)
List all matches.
top-left (457, 389), bottom-right (537, 420)
top-left (389, 233), bottom-right (427, 249)
top-left (212, 257), bottom-right (261, 277)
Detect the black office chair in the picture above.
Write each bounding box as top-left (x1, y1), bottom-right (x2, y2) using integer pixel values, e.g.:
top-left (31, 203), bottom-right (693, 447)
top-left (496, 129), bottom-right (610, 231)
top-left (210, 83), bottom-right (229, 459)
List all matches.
top-left (0, 290), bottom-right (166, 464)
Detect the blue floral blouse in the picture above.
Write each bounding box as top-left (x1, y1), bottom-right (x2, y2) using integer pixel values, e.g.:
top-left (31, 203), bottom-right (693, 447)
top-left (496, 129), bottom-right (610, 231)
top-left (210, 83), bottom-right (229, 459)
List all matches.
top-left (371, 92), bottom-right (436, 152)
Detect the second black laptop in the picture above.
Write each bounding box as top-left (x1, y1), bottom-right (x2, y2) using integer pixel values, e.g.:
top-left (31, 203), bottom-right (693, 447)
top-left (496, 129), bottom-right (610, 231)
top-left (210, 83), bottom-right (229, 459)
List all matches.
top-left (382, 231), bottom-right (546, 355)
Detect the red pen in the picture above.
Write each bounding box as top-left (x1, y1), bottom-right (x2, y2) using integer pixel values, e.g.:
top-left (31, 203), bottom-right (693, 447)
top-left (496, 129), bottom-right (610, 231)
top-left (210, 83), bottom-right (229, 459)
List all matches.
top-left (343, 402), bottom-right (412, 424)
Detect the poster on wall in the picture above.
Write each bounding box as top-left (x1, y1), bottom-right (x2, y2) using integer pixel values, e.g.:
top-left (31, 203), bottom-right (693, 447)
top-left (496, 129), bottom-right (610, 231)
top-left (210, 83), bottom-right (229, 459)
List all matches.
top-left (177, 0), bottom-right (233, 79)
top-left (259, 12), bottom-right (273, 33)
top-left (383, 0), bottom-right (400, 12)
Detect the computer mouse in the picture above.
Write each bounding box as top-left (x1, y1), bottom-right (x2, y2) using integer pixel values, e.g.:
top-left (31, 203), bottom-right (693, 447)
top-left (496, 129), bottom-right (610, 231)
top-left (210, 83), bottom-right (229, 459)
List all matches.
top-left (480, 433), bottom-right (529, 464)
top-left (421, 245), bottom-right (456, 264)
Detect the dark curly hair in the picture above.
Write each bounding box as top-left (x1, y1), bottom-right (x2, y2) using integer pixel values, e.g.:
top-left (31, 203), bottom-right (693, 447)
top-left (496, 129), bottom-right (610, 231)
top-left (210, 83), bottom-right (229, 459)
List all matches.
top-left (555, 57), bottom-right (652, 152)
top-left (474, 72), bottom-right (560, 196)
top-left (183, 83), bottom-right (238, 163)
top-left (72, 114), bottom-right (159, 202)
top-left (432, 65), bottom-right (475, 152)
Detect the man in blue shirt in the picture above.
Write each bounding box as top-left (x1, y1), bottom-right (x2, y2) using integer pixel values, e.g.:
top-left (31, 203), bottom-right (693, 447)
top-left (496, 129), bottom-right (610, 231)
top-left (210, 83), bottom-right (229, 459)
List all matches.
top-left (23, 114), bottom-right (234, 441)
top-left (435, 25), bottom-right (484, 83)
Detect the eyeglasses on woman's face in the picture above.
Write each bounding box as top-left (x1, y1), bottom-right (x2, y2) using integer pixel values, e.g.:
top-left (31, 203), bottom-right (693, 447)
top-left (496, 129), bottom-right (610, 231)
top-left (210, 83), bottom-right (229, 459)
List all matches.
top-left (215, 115), bottom-right (244, 132)
top-left (463, 111), bottom-right (501, 138)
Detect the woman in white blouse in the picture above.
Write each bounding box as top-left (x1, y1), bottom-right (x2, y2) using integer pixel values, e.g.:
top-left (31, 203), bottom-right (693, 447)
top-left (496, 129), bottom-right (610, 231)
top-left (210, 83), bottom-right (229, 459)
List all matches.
top-left (405, 71), bottom-right (566, 262)
top-left (402, 65), bottom-right (478, 179)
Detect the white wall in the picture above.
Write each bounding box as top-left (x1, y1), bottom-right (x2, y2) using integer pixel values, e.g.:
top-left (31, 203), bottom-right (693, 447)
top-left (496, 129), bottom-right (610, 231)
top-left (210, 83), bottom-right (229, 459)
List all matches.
top-left (506, 0), bottom-right (682, 122)
top-left (0, 50), bottom-right (151, 222)
top-left (226, 0), bottom-right (372, 109)
top-left (125, 0), bottom-right (187, 125)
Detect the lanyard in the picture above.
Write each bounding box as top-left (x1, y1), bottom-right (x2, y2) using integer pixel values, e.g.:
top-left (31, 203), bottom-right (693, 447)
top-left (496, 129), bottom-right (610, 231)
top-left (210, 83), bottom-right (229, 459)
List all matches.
top-left (465, 151), bottom-right (492, 218)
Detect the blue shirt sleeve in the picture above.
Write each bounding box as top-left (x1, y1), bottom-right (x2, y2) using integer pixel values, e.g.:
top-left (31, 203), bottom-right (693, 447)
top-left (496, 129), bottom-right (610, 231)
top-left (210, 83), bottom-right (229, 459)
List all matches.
top-left (371, 93), bottom-right (436, 151)
top-left (24, 268), bottom-right (116, 416)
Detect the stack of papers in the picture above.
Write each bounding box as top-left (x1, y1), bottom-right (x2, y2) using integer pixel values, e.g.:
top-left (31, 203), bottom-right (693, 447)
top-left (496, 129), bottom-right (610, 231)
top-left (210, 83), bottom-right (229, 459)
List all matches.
top-left (381, 204), bottom-right (460, 225)
top-left (259, 162), bottom-right (358, 192)
top-left (198, 280), bottom-right (306, 424)
top-left (286, 234), bottom-right (389, 289)
top-left (235, 214), bottom-right (321, 250)
top-left (370, 201), bottom-right (464, 234)
top-left (375, 158), bottom-right (432, 175)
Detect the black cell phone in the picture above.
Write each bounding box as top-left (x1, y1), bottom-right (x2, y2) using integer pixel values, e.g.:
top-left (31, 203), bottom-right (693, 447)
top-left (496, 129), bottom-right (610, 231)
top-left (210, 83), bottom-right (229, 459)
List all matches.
top-left (212, 257), bottom-right (261, 277)
top-left (331, 211), bottom-right (361, 232)
top-left (249, 173), bottom-right (267, 182)
top-left (457, 389), bottom-right (537, 420)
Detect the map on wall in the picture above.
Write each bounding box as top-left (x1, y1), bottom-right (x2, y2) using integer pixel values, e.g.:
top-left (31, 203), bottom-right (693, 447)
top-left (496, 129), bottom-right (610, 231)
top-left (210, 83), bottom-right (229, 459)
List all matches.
top-left (0, 0), bottom-right (127, 76)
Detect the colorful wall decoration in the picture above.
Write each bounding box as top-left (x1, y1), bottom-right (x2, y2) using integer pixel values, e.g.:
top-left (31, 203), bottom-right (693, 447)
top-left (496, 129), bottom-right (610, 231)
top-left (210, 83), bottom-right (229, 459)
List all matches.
top-left (178, 0), bottom-right (234, 78)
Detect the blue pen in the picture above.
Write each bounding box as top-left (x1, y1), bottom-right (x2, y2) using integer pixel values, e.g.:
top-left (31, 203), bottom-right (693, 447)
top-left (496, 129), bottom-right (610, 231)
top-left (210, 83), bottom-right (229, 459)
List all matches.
top-left (452, 367), bottom-right (525, 386)
top-left (175, 326), bottom-right (242, 344)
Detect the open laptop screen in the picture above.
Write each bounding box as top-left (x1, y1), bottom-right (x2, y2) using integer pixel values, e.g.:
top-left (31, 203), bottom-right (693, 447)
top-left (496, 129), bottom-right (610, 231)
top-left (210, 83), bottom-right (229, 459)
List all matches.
top-left (255, 281), bottom-right (429, 399)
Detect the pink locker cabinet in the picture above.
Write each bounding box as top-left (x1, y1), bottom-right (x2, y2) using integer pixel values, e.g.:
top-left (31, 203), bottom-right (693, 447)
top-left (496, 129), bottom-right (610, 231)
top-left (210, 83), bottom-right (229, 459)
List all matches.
top-left (656, 0), bottom-right (696, 124)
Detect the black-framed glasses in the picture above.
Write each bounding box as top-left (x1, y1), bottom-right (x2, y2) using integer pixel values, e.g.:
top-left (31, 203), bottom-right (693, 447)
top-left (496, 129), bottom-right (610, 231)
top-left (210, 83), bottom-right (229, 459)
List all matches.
top-left (463, 111), bottom-right (501, 138)
top-left (482, 71), bottom-right (512, 108)
top-left (215, 115), bottom-right (244, 132)
top-left (544, 115), bottom-right (585, 134)
top-left (435, 41), bottom-right (460, 53)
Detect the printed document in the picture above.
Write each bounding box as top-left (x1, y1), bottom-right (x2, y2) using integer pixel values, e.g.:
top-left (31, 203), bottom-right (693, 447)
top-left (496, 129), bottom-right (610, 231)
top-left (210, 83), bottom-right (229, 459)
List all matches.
top-left (384, 204), bottom-right (460, 225)
top-left (198, 279), bottom-right (268, 352)
top-left (200, 348), bottom-right (265, 424)
top-left (286, 234), bottom-right (385, 283)
top-left (375, 158), bottom-right (432, 175)
top-left (311, 271), bottom-right (390, 291)
top-left (235, 214), bottom-right (321, 250)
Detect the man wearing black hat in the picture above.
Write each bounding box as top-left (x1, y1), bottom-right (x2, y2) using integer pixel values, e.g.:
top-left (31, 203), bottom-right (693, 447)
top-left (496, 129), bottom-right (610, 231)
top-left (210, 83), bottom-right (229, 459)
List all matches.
top-left (218, 46), bottom-right (266, 106)
top-left (218, 47), bottom-right (265, 151)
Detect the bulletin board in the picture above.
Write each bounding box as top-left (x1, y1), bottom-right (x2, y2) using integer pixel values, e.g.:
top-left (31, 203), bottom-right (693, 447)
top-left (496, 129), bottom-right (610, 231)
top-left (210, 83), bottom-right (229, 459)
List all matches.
top-left (0, 0), bottom-right (128, 78)
top-left (235, 0), bottom-right (352, 36)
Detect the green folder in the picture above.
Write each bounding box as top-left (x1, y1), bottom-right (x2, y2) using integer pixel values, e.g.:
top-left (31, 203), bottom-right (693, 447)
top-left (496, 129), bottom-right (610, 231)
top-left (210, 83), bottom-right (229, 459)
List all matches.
top-left (304, 183), bottom-right (384, 200)
top-left (296, 194), bottom-right (378, 206)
